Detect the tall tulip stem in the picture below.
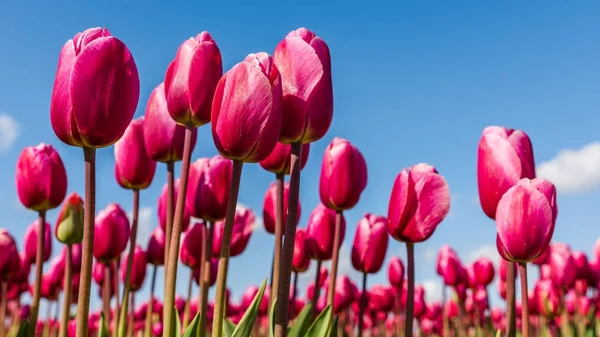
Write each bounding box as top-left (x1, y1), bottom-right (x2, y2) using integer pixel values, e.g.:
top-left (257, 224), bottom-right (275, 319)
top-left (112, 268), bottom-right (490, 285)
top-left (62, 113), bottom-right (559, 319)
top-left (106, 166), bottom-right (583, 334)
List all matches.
top-left (76, 147), bottom-right (96, 337)
top-left (164, 161), bottom-right (175, 286)
top-left (144, 265), bottom-right (157, 337)
top-left (29, 210), bottom-right (46, 337)
top-left (519, 263), bottom-right (529, 337)
top-left (441, 283), bottom-right (448, 337)
top-left (457, 290), bottom-right (467, 337)
top-left (274, 143), bottom-right (302, 337)
top-left (311, 260), bottom-right (322, 319)
top-left (506, 262), bottom-right (517, 337)
top-left (270, 172), bottom-right (285, 310)
top-left (326, 211), bottom-right (344, 305)
top-left (0, 280), bottom-right (7, 337)
top-left (198, 221), bottom-right (214, 337)
top-left (290, 272), bottom-right (298, 320)
top-left (183, 269), bottom-right (193, 329)
top-left (118, 189), bottom-right (140, 337)
top-left (358, 272), bottom-right (368, 337)
top-left (102, 265), bottom-right (111, 329)
top-left (163, 126), bottom-right (195, 337)
top-left (59, 245), bottom-right (73, 337)
top-left (405, 243), bottom-right (415, 337)
top-left (211, 160), bottom-right (244, 337)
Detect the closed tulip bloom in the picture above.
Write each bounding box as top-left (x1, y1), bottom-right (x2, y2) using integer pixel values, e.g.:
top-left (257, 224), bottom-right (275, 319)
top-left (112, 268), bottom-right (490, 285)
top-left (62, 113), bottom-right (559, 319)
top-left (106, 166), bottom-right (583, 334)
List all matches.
top-left (120, 245), bottom-right (147, 291)
top-left (436, 245), bottom-right (462, 286)
top-left (549, 245), bottom-right (576, 290)
top-left (193, 258), bottom-right (219, 287)
top-left (368, 285), bottom-right (394, 312)
top-left (329, 274), bottom-right (353, 313)
top-left (0, 230), bottom-right (20, 278)
top-left (16, 144), bottom-right (67, 211)
top-left (305, 204), bottom-right (346, 261)
top-left (477, 126), bottom-right (535, 219)
top-left (48, 255), bottom-right (66, 290)
top-left (388, 257), bottom-right (405, 287)
top-left (212, 207), bottom-right (255, 257)
top-left (11, 253), bottom-right (31, 284)
top-left (164, 32), bottom-right (222, 127)
top-left (259, 142), bottom-right (310, 174)
top-left (495, 178), bottom-right (558, 263)
top-left (186, 155), bottom-right (232, 221)
top-left (572, 251), bottom-right (591, 280)
top-left (55, 192), bottom-right (84, 245)
top-left (534, 280), bottom-right (561, 317)
top-left (319, 138), bottom-right (368, 211)
top-left (351, 213), bottom-right (388, 274)
top-left (533, 245), bottom-right (550, 265)
top-left (50, 27), bottom-right (140, 148)
top-left (182, 223), bottom-right (204, 265)
top-left (211, 52), bottom-right (283, 162)
top-left (158, 179), bottom-right (191, 232)
top-left (93, 204), bottom-right (130, 263)
top-left (65, 244), bottom-right (83, 273)
top-left (273, 28), bottom-right (333, 143)
top-left (24, 219), bottom-right (52, 264)
top-left (92, 262), bottom-right (116, 287)
top-left (146, 228), bottom-right (166, 266)
top-left (387, 164), bottom-right (450, 243)
top-left (263, 182), bottom-right (302, 234)
top-left (472, 257), bottom-right (495, 287)
top-left (292, 228), bottom-right (310, 273)
top-left (180, 233), bottom-right (200, 269)
top-left (114, 118), bottom-right (157, 190)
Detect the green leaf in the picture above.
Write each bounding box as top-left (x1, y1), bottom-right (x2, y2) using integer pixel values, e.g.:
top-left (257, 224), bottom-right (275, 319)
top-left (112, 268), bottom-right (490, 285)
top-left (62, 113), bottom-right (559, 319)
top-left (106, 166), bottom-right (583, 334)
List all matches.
top-left (231, 279), bottom-right (267, 337)
top-left (223, 319), bottom-right (236, 337)
top-left (268, 297), bottom-right (277, 337)
top-left (288, 302), bottom-right (314, 337)
top-left (182, 313), bottom-right (200, 337)
top-left (170, 306), bottom-right (182, 337)
top-left (99, 314), bottom-right (110, 337)
top-left (495, 330), bottom-right (502, 337)
top-left (16, 320), bottom-right (28, 337)
top-left (329, 315), bottom-right (339, 337)
top-left (305, 305), bottom-right (332, 337)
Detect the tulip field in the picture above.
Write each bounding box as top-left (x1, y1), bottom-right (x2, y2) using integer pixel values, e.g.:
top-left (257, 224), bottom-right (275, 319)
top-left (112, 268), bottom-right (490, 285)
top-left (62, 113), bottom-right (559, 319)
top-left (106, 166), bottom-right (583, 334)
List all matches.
top-left (0, 9), bottom-right (599, 337)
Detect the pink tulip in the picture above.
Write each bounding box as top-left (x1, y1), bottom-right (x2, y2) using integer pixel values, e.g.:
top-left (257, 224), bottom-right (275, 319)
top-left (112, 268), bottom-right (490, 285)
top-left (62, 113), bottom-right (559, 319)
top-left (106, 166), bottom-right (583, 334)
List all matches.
top-left (436, 245), bottom-right (462, 286)
top-left (186, 155), bottom-right (232, 221)
top-left (47, 254), bottom-right (66, 290)
top-left (259, 142), bottom-right (310, 174)
top-left (92, 262), bottom-right (116, 291)
top-left (66, 243), bottom-right (83, 273)
top-left (211, 52), bottom-right (283, 162)
top-left (292, 228), bottom-right (310, 273)
top-left (55, 192), bottom-right (84, 245)
top-left (147, 228), bottom-right (166, 266)
top-left (305, 204), bottom-right (346, 261)
top-left (158, 179), bottom-right (191, 232)
top-left (180, 234), bottom-right (200, 269)
top-left (262, 182), bottom-right (302, 234)
top-left (213, 207), bottom-right (255, 257)
top-left (498, 257), bottom-right (517, 282)
top-left (24, 219), bottom-right (52, 264)
top-left (477, 126), bottom-right (535, 219)
top-left (549, 244), bottom-right (576, 290)
top-left (351, 213), bottom-right (388, 274)
top-left (11, 253), bottom-right (31, 284)
top-left (0, 230), bottom-right (20, 278)
top-left (368, 285), bottom-right (394, 312)
top-left (572, 251), bottom-right (591, 280)
top-left (164, 32), bottom-right (222, 127)
top-left (93, 204), bottom-right (130, 263)
top-left (532, 245), bottom-right (550, 265)
top-left (120, 245), bottom-right (147, 291)
top-left (472, 257), bottom-right (495, 287)
top-left (193, 258), bottom-right (219, 287)
top-left (533, 279), bottom-right (561, 317)
top-left (239, 286), bottom-right (269, 315)
top-left (15, 144), bottom-right (67, 211)
top-left (387, 163), bottom-right (450, 243)
top-left (182, 222), bottom-right (204, 266)
top-left (114, 117), bottom-right (157, 190)
top-left (327, 274), bottom-right (353, 313)
top-left (420, 318), bottom-right (435, 335)
top-left (388, 257), bottom-right (405, 288)
top-left (540, 264), bottom-right (552, 280)
top-left (319, 138), bottom-right (368, 211)
top-left (50, 27), bottom-right (139, 148)
top-left (273, 28), bottom-right (333, 143)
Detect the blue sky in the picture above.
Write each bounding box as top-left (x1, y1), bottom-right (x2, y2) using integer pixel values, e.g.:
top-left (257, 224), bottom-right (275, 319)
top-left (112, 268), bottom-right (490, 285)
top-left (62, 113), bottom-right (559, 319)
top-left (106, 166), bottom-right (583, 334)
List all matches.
top-left (1, 1), bottom-right (600, 316)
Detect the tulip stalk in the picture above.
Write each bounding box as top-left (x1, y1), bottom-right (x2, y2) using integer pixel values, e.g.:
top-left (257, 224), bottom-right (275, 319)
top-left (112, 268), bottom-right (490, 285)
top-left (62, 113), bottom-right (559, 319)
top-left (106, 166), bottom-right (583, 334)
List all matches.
top-left (518, 263), bottom-right (530, 337)
top-left (144, 265), bottom-right (158, 337)
top-left (164, 161), bottom-right (175, 288)
top-left (76, 147), bottom-right (96, 337)
top-left (29, 210), bottom-right (46, 337)
top-left (326, 211), bottom-right (344, 306)
top-left (59, 245), bottom-right (73, 337)
top-left (103, 265), bottom-right (112, 329)
top-left (198, 221), bottom-right (214, 337)
top-left (405, 243), bottom-right (415, 337)
top-left (505, 262), bottom-right (517, 337)
top-left (0, 279), bottom-right (7, 337)
top-left (311, 260), bottom-right (323, 318)
top-left (113, 259), bottom-right (121, 337)
top-left (274, 143), bottom-right (302, 337)
top-left (290, 271), bottom-right (298, 319)
top-left (269, 172), bottom-right (285, 310)
top-left (118, 189), bottom-right (140, 337)
top-left (211, 160), bottom-right (244, 337)
top-left (43, 301), bottom-right (52, 337)
top-left (357, 272), bottom-right (367, 337)
top-left (441, 283), bottom-right (448, 337)
top-left (183, 270), bottom-right (193, 329)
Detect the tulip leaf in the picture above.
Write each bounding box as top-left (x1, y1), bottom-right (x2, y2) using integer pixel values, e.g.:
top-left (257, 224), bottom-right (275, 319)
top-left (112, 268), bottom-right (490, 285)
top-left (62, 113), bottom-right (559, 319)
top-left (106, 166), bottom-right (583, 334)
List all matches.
top-left (99, 314), bottom-right (110, 337)
top-left (170, 306), bottom-right (182, 337)
top-left (304, 305), bottom-right (332, 337)
top-left (182, 312), bottom-right (200, 337)
top-left (288, 302), bottom-right (314, 337)
top-left (495, 330), bottom-right (501, 337)
top-left (268, 297), bottom-right (277, 337)
top-left (329, 315), bottom-right (339, 337)
top-left (15, 319), bottom-right (28, 337)
top-left (223, 318), bottom-right (236, 337)
top-left (231, 279), bottom-right (267, 337)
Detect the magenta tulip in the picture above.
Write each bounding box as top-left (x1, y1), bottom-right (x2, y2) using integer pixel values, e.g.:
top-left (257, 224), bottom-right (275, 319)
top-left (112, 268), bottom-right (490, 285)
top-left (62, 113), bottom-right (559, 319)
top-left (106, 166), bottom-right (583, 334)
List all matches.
top-left (0, 230), bottom-right (20, 278)
top-left (327, 274), bottom-right (354, 314)
top-left (305, 204), bottom-right (346, 261)
top-left (186, 156), bottom-right (232, 221)
top-left (114, 117), bottom-right (157, 190)
top-left (259, 143), bottom-right (310, 174)
top-left (180, 234), bottom-right (201, 270)
top-left (120, 246), bottom-right (147, 291)
top-left (368, 284), bottom-right (394, 313)
top-left (24, 219), bottom-right (52, 264)
top-left (351, 213), bottom-right (388, 274)
top-left (147, 228), bottom-right (166, 266)
top-left (549, 244), bottom-right (576, 290)
top-left (212, 207), bottom-right (255, 257)
top-left (182, 223), bottom-right (204, 265)
top-left (533, 245), bottom-right (550, 266)
top-left (436, 246), bottom-right (463, 287)
top-left (291, 228), bottom-right (310, 273)
top-left (158, 179), bottom-right (191, 232)
top-left (472, 257), bottom-right (495, 287)
top-left (263, 182), bottom-right (302, 234)
top-left (388, 257), bottom-right (405, 288)
top-left (93, 204), bottom-right (130, 263)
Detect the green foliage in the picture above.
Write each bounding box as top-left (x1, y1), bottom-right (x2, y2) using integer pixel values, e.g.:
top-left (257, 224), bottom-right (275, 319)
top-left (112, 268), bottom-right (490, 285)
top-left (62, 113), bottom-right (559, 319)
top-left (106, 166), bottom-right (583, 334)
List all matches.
top-left (182, 313), bottom-right (200, 337)
top-left (304, 305), bottom-right (332, 337)
top-left (268, 297), bottom-right (276, 337)
top-left (223, 319), bottom-right (236, 337)
top-left (15, 320), bottom-right (28, 337)
top-left (287, 302), bottom-right (314, 337)
top-left (231, 279), bottom-right (267, 337)
top-left (99, 314), bottom-right (110, 337)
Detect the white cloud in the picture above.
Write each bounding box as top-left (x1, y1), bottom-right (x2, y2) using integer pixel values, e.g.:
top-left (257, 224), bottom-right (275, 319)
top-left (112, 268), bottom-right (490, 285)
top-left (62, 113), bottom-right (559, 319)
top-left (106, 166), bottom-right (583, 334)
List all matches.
top-left (0, 114), bottom-right (18, 153)
top-left (467, 244), bottom-right (500, 266)
top-left (537, 142), bottom-right (600, 194)
top-left (421, 279), bottom-right (443, 303)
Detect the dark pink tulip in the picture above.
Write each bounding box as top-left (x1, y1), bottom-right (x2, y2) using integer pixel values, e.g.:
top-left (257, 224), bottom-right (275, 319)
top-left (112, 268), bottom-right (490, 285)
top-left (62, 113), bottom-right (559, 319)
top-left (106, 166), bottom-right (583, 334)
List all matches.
top-left (273, 28), bottom-right (333, 143)
top-left (0, 230), bottom-right (20, 278)
top-left (291, 228), bottom-right (310, 273)
top-left (549, 244), bottom-right (576, 290)
top-left (351, 213), bottom-right (388, 274)
top-left (327, 274), bottom-right (353, 314)
top-left (259, 142), bottom-right (310, 174)
top-left (239, 286), bottom-right (269, 315)
top-left (436, 245), bottom-right (462, 286)
top-left (472, 257), bottom-right (495, 287)
top-left (164, 32), bottom-right (222, 127)
top-left (212, 52), bottom-right (283, 162)
top-left (193, 258), bottom-right (218, 287)
top-left (387, 163), bottom-right (450, 243)
top-left (319, 138), bottom-right (368, 211)
top-left (175, 296), bottom-right (186, 314)
top-left (93, 203), bottom-right (130, 263)
top-left (498, 257), bottom-right (517, 282)
top-left (158, 179), bottom-right (191, 232)
top-left (147, 228), bottom-right (166, 266)
top-left (11, 253), bottom-right (31, 284)
top-left (92, 261), bottom-right (116, 288)
top-left (50, 27), bottom-right (140, 148)
top-left (213, 206), bottom-right (255, 257)
top-left (114, 117), bottom-right (157, 190)
top-left (55, 192), bottom-right (84, 245)
top-left (420, 318), bottom-right (434, 335)
top-left (262, 182), bottom-right (302, 234)
top-left (368, 284), bottom-right (394, 312)
top-left (305, 204), bottom-right (346, 261)
top-left (65, 243), bottom-right (83, 273)
top-left (180, 235), bottom-right (200, 269)
top-left (540, 264), bottom-right (552, 280)
top-left (48, 254), bottom-right (66, 290)
top-left (572, 250), bottom-right (590, 280)
top-left (120, 245), bottom-right (147, 291)
top-left (532, 244), bottom-right (550, 265)
top-left (533, 279), bottom-right (561, 317)
top-left (24, 219), bottom-right (52, 264)
top-left (477, 126), bottom-right (535, 219)
top-left (182, 222), bottom-right (204, 266)
top-left (186, 155), bottom-right (232, 221)
top-left (413, 285), bottom-right (427, 318)
top-left (15, 144), bottom-right (67, 211)
top-left (388, 257), bottom-right (405, 288)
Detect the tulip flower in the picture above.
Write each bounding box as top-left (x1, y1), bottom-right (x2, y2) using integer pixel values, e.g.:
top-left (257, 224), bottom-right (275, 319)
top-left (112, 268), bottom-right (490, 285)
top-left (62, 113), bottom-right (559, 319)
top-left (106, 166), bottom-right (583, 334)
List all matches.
top-left (212, 207), bottom-right (255, 257)
top-left (24, 220), bottom-right (52, 265)
top-left (120, 246), bottom-right (147, 291)
top-left (93, 204), bottom-right (130, 263)
top-left (259, 143), bottom-right (311, 175)
top-left (292, 228), bottom-right (310, 274)
top-left (388, 257), bottom-right (405, 288)
top-left (472, 257), bottom-right (495, 287)
top-left (0, 230), bottom-right (19, 337)
top-left (158, 178), bottom-right (192, 235)
top-left (549, 244), bottom-right (576, 291)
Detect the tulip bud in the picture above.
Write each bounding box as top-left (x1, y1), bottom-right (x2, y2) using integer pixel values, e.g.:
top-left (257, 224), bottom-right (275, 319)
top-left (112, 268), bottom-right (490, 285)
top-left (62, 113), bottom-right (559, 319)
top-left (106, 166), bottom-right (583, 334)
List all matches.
top-left (158, 179), bottom-right (191, 232)
top-left (472, 257), bottom-right (495, 287)
top-left (55, 192), bottom-right (84, 245)
top-left (121, 245), bottom-right (147, 291)
top-left (0, 230), bottom-right (20, 278)
top-left (388, 257), bottom-right (405, 288)
top-left (50, 27), bottom-right (140, 148)
top-left (211, 53), bottom-right (283, 162)
top-left (186, 156), bottom-right (232, 221)
top-left (436, 245), bottom-right (462, 286)
top-left (496, 178), bottom-right (557, 262)
top-left (305, 204), bottom-right (346, 261)
top-left (327, 274), bottom-right (353, 314)
top-left (180, 232), bottom-right (200, 270)
top-left (477, 126), bottom-right (535, 219)
top-left (532, 245), bottom-right (550, 265)
top-left (193, 258), bottom-right (219, 288)
top-left (351, 213), bottom-right (388, 274)
top-left (114, 118), bottom-right (157, 190)
top-left (550, 244), bottom-right (576, 290)
top-left (262, 182), bottom-right (302, 234)
top-left (212, 207), bottom-right (254, 257)
top-left (572, 251), bottom-right (591, 280)
top-left (15, 144), bottom-right (67, 211)
top-left (387, 164), bottom-right (450, 243)
top-left (534, 279), bottom-right (561, 317)
top-left (93, 204), bottom-right (130, 263)
top-left (182, 222), bottom-right (204, 266)
top-left (292, 228), bottom-right (310, 273)
top-left (368, 284), bottom-right (394, 312)
top-left (24, 219), bottom-right (52, 264)
top-left (259, 143), bottom-right (310, 175)
top-left (273, 28), bottom-right (333, 143)
top-left (147, 228), bottom-right (166, 266)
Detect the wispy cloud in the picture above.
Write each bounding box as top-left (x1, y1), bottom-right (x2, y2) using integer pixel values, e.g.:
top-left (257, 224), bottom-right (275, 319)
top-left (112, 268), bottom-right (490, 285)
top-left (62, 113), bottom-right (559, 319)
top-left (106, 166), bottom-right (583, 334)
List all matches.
top-left (537, 142), bottom-right (600, 194)
top-left (0, 114), bottom-right (19, 154)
